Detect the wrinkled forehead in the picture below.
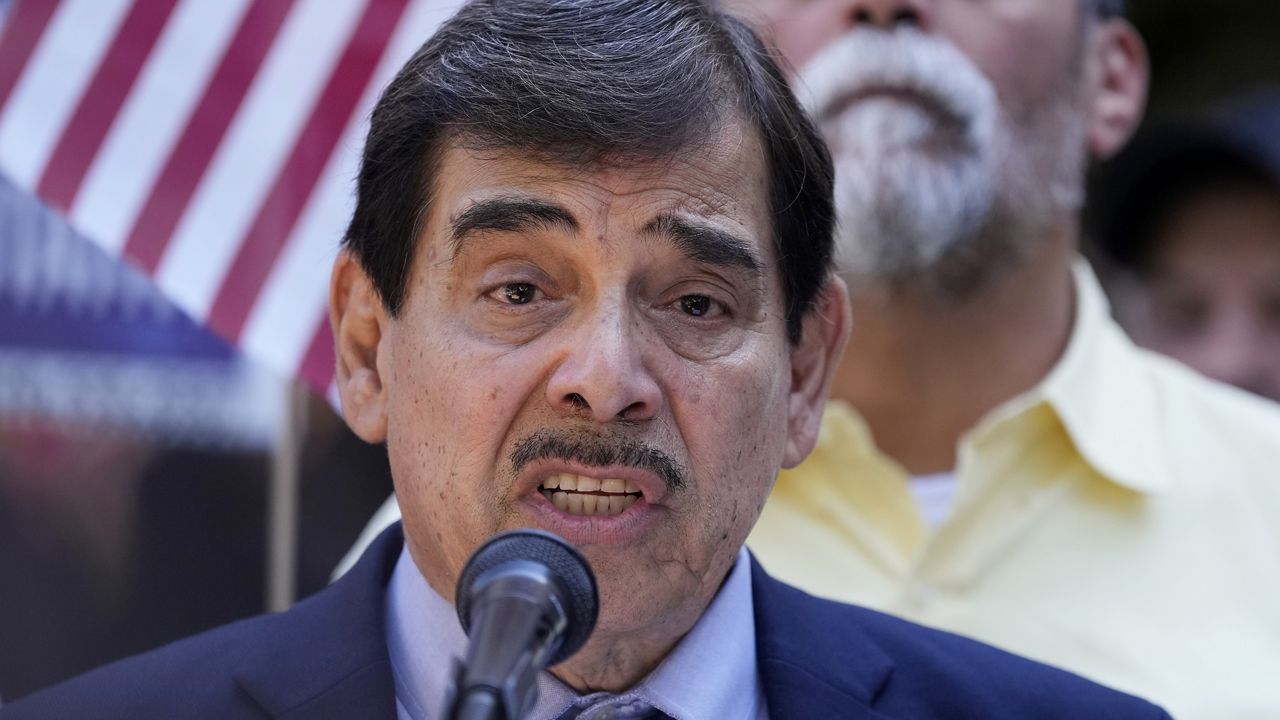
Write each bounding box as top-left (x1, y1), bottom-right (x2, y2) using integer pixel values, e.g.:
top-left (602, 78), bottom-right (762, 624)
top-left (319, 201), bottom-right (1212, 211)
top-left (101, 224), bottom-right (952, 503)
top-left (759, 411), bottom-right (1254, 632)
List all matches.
top-left (422, 122), bottom-right (774, 255)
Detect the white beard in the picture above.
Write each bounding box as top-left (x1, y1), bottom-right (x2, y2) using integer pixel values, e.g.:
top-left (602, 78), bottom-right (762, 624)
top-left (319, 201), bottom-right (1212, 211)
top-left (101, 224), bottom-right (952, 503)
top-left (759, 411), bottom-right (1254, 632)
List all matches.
top-left (797, 29), bottom-right (1087, 294)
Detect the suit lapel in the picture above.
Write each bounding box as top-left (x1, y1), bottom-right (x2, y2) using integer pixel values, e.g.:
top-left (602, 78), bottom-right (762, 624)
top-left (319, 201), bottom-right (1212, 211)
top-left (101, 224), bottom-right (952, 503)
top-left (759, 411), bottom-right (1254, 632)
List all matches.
top-left (751, 557), bottom-right (897, 720)
top-left (228, 533), bottom-right (900, 718)
top-left (233, 525), bottom-right (405, 719)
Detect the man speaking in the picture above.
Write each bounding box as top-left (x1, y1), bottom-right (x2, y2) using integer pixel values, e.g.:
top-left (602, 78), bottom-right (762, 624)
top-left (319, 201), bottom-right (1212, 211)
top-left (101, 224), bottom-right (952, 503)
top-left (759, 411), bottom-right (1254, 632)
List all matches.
top-left (3, 1), bottom-right (1169, 718)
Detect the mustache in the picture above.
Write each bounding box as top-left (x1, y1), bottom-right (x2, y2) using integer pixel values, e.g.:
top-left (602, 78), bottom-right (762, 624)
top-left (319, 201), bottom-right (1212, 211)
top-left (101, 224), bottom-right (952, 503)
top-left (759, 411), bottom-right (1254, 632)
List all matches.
top-left (798, 27), bottom-right (995, 132)
top-left (510, 428), bottom-right (687, 492)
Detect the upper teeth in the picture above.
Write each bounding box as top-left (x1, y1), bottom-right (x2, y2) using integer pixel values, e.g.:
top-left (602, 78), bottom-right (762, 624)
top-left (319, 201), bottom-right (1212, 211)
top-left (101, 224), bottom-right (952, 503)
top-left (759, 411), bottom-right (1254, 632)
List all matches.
top-left (539, 473), bottom-right (641, 516)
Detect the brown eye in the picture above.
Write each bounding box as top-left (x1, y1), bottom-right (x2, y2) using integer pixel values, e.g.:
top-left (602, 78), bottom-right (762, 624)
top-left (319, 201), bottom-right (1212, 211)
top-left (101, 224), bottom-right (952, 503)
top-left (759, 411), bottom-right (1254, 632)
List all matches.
top-left (680, 295), bottom-right (713, 317)
top-left (503, 283), bottom-right (538, 305)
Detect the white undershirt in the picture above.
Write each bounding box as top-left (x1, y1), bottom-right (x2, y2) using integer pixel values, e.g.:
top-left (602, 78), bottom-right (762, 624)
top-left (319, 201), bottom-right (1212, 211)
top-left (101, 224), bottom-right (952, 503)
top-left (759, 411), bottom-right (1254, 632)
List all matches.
top-left (909, 471), bottom-right (958, 530)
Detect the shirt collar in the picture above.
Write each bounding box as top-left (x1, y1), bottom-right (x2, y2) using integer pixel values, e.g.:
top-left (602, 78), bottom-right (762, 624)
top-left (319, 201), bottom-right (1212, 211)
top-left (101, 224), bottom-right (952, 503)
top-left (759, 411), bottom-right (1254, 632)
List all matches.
top-left (822, 259), bottom-right (1168, 495)
top-left (639, 544), bottom-right (764, 720)
top-left (1028, 259), bottom-right (1170, 493)
top-left (385, 543), bottom-right (764, 720)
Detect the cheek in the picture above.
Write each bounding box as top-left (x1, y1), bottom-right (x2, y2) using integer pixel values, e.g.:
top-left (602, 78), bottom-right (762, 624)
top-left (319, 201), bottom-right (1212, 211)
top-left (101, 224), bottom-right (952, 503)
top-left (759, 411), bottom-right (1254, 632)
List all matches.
top-left (385, 351), bottom-right (467, 551)
top-left (680, 348), bottom-right (792, 527)
top-left (384, 327), bottom-right (538, 582)
top-left (937, 8), bottom-right (1080, 113)
top-left (772, 14), bottom-right (843, 69)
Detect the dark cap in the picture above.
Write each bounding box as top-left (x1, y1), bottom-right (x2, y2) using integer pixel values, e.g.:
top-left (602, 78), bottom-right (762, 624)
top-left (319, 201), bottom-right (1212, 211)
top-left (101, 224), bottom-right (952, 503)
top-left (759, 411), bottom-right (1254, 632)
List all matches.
top-left (1091, 89), bottom-right (1280, 271)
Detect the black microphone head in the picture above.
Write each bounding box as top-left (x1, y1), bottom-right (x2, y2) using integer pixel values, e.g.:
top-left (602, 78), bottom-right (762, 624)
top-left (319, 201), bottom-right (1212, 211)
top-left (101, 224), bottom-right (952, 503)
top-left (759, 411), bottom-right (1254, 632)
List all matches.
top-left (455, 529), bottom-right (598, 665)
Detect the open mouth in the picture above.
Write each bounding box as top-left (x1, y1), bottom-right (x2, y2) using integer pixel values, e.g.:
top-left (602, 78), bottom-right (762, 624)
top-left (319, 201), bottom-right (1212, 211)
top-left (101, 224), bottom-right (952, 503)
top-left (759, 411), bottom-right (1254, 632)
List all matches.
top-left (538, 472), bottom-right (643, 517)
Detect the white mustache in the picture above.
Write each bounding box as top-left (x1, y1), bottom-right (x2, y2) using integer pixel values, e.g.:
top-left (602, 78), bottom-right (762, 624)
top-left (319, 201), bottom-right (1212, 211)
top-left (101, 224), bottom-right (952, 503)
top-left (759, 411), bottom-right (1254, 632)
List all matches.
top-left (796, 28), bottom-right (997, 146)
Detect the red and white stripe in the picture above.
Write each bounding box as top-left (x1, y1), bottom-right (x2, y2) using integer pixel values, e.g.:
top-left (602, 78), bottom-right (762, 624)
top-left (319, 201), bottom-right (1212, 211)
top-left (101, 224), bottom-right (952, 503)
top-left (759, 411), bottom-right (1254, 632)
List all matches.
top-left (0, 0), bottom-right (464, 395)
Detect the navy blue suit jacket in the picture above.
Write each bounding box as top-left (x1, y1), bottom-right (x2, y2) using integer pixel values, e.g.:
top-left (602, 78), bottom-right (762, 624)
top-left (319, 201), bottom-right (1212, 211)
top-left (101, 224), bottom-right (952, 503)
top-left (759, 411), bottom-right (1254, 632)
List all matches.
top-left (2, 525), bottom-right (1170, 719)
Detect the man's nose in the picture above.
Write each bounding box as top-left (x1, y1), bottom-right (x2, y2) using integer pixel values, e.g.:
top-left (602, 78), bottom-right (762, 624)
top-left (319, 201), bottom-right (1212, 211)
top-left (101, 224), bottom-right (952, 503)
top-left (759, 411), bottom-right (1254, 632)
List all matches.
top-left (545, 304), bottom-right (662, 424)
top-left (833, 0), bottom-right (930, 32)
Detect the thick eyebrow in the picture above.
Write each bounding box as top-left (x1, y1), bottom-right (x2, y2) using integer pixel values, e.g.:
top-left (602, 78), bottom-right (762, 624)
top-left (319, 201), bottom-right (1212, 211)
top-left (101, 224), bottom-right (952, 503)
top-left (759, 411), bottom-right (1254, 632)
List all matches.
top-left (448, 196), bottom-right (578, 257)
top-left (643, 212), bottom-right (764, 277)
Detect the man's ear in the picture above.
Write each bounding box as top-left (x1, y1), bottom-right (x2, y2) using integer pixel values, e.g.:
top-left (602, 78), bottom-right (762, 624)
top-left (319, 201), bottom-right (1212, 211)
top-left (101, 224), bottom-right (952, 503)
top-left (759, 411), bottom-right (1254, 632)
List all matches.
top-left (330, 248), bottom-right (390, 443)
top-left (1085, 19), bottom-right (1149, 160)
top-left (783, 275), bottom-right (851, 468)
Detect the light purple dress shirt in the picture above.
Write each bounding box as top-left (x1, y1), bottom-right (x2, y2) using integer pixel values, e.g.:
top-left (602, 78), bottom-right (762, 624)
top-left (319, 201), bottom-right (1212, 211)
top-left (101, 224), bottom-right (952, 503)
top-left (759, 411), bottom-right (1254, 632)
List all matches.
top-left (385, 544), bottom-right (768, 720)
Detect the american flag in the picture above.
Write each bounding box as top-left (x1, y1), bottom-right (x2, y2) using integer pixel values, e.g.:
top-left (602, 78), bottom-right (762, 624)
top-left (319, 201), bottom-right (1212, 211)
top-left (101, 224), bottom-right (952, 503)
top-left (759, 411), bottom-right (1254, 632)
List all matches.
top-left (0, 0), bottom-right (464, 397)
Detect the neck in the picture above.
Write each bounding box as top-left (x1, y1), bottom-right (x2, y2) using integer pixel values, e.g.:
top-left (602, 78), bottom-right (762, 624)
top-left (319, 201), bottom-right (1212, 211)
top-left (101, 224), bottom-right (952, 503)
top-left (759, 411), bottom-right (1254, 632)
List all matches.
top-left (549, 555), bottom-right (732, 693)
top-left (551, 632), bottom-right (681, 694)
top-left (831, 224), bottom-right (1077, 474)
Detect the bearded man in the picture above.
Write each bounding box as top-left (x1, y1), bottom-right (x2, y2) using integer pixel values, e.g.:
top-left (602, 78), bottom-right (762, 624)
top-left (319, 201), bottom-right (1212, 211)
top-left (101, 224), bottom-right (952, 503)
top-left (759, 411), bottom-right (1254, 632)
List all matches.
top-left (734, 1), bottom-right (1280, 718)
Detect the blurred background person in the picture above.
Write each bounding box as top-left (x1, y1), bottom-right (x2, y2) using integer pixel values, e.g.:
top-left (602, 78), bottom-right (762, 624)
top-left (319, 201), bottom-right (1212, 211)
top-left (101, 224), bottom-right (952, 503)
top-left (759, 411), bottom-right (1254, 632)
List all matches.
top-left (1090, 90), bottom-right (1280, 401)
top-left (721, 1), bottom-right (1280, 718)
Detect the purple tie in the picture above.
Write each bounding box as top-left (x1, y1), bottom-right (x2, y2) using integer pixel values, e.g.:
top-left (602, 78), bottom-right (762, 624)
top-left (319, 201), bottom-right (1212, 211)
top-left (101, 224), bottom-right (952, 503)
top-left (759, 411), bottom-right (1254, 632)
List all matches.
top-left (557, 693), bottom-right (672, 719)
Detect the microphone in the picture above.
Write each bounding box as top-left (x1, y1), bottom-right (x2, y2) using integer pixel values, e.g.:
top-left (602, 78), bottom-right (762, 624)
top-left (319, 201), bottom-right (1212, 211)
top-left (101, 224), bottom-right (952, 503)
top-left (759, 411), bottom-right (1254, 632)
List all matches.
top-left (444, 529), bottom-right (599, 720)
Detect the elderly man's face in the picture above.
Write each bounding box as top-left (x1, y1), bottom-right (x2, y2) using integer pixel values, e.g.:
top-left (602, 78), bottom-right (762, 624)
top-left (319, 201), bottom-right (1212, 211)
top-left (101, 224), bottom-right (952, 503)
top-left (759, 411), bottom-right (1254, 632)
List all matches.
top-left (332, 121), bottom-right (841, 649)
top-left (730, 0), bottom-right (1113, 285)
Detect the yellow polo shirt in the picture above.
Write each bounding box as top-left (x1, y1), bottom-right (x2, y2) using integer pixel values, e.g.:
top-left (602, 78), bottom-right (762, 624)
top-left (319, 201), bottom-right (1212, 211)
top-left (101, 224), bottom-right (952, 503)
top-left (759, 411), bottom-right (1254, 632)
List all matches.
top-left (748, 263), bottom-right (1280, 719)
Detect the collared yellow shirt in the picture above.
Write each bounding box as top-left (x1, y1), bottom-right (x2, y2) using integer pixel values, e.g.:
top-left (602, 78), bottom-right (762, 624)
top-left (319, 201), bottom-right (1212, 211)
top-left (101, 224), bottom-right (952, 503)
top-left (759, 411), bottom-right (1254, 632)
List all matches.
top-left (748, 262), bottom-right (1280, 720)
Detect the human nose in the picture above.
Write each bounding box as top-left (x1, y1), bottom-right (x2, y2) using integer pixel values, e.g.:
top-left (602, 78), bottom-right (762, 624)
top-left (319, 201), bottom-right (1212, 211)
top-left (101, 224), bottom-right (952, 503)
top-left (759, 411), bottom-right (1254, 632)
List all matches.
top-left (830, 0), bottom-right (931, 32)
top-left (545, 303), bottom-right (663, 424)
top-left (769, 0), bottom-right (933, 69)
